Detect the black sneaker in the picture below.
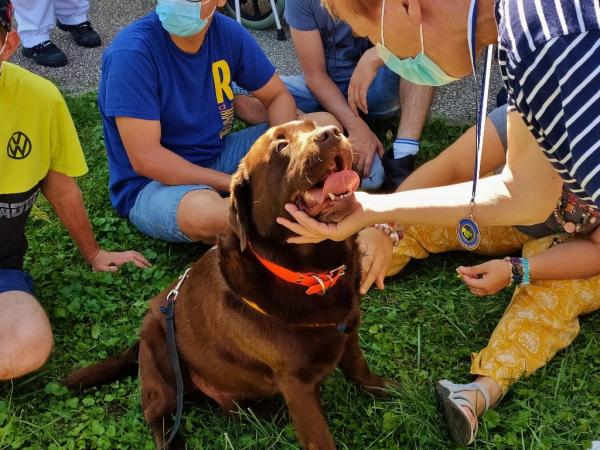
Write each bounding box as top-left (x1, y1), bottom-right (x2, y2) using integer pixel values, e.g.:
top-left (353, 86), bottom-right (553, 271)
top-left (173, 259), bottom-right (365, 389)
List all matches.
top-left (56, 20), bottom-right (101, 48)
top-left (21, 40), bottom-right (68, 67)
top-left (381, 150), bottom-right (416, 193)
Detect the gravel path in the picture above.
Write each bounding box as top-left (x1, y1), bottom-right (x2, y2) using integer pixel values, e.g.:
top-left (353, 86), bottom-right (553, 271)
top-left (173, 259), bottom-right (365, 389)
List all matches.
top-left (11, 0), bottom-right (503, 122)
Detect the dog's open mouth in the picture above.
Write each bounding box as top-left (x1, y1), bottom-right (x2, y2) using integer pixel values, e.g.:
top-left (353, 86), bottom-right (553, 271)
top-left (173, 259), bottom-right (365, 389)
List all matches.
top-left (293, 169), bottom-right (360, 221)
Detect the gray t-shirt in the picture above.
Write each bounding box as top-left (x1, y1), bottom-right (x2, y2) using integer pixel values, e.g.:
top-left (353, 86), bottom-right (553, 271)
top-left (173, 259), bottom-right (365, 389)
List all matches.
top-left (284, 0), bottom-right (370, 83)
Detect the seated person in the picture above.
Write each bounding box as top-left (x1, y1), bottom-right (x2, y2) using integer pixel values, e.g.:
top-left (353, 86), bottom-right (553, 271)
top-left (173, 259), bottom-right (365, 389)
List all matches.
top-left (357, 105), bottom-right (600, 446)
top-left (100, 0), bottom-right (332, 244)
top-left (0, 0), bottom-right (149, 380)
top-left (237, 0), bottom-right (435, 191)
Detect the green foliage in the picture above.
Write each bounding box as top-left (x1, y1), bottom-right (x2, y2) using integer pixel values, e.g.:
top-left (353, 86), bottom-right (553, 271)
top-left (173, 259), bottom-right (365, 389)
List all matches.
top-left (1, 92), bottom-right (598, 449)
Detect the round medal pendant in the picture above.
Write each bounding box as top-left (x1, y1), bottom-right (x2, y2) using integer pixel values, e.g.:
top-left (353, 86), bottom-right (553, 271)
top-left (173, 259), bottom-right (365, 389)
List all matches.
top-left (457, 216), bottom-right (481, 250)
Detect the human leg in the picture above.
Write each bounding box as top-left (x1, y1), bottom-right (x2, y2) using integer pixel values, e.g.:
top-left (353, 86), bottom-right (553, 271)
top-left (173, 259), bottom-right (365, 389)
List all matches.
top-left (280, 75), bottom-right (322, 114)
top-left (54, 0), bottom-right (89, 26)
top-left (440, 234), bottom-right (600, 444)
top-left (373, 71), bottom-right (435, 191)
top-left (386, 224), bottom-right (530, 276)
top-left (12, 0), bottom-right (54, 47)
top-left (55, 0), bottom-right (100, 48)
top-left (0, 270), bottom-right (53, 380)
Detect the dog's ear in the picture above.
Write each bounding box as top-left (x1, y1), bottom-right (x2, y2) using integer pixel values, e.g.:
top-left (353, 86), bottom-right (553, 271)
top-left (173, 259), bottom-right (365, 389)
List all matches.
top-left (229, 167), bottom-right (252, 252)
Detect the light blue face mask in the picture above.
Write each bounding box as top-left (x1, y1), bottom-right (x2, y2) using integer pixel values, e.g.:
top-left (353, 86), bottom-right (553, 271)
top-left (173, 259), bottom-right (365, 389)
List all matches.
top-left (156, 0), bottom-right (216, 37)
top-left (375, 0), bottom-right (459, 86)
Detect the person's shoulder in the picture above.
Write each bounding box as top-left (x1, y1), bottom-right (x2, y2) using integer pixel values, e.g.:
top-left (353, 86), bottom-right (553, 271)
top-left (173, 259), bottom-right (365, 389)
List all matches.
top-left (106, 12), bottom-right (161, 55)
top-left (210, 12), bottom-right (247, 38)
top-left (3, 62), bottom-right (64, 104)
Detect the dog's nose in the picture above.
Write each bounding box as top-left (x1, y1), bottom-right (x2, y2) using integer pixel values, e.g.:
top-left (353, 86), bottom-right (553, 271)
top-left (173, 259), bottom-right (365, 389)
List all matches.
top-left (314, 126), bottom-right (341, 144)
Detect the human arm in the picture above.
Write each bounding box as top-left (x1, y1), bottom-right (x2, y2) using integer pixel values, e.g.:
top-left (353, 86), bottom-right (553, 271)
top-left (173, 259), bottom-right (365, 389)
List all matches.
top-left (290, 27), bottom-right (383, 177)
top-left (458, 226), bottom-right (600, 296)
top-left (347, 47), bottom-right (383, 116)
top-left (41, 171), bottom-right (150, 272)
top-left (250, 74), bottom-right (297, 126)
top-left (357, 114), bottom-right (508, 293)
top-left (115, 117), bottom-right (232, 192)
top-left (278, 111), bottom-right (563, 243)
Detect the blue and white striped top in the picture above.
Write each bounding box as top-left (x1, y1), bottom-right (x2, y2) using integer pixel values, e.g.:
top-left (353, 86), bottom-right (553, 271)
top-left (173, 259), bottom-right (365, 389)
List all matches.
top-left (495, 0), bottom-right (600, 209)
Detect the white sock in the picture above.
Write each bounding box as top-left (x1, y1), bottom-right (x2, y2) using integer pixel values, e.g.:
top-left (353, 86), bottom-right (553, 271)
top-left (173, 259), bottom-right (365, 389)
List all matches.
top-left (393, 138), bottom-right (420, 159)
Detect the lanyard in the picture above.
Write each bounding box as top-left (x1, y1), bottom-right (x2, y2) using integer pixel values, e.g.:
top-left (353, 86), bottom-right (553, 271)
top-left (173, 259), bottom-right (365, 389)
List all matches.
top-left (456, 0), bottom-right (495, 250)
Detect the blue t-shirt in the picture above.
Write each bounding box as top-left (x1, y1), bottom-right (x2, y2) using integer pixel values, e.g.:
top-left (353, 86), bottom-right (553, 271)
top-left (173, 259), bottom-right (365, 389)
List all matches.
top-left (284, 0), bottom-right (370, 83)
top-left (99, 12), bottom-right (276, 217)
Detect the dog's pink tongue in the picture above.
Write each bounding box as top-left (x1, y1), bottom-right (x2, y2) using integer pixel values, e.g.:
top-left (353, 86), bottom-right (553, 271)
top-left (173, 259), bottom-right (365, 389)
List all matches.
top-left (304, 170), bottom-right (360, 205)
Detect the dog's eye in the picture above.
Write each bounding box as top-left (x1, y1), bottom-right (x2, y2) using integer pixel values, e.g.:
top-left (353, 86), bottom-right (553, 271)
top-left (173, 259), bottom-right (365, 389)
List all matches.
top-left (275, 141), bottom-right (288, 152)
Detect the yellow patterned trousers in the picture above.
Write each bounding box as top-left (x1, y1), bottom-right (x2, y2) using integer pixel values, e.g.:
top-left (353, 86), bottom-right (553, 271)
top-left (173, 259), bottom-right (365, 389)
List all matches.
top-left (387, 225), bottom-right (600, 393)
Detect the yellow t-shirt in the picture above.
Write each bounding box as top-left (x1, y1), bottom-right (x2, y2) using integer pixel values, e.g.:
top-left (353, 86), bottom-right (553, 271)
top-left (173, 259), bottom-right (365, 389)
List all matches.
top-left (0, 62), bottom-right (88, 270)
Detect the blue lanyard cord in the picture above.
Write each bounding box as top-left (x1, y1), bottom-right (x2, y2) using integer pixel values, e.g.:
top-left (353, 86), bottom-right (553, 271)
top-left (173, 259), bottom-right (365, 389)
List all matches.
top-left (467, 0), bottom-right (494, 210)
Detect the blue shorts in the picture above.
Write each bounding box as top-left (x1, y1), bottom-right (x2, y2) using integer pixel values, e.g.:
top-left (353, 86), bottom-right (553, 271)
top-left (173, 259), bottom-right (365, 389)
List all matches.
top-left (129, 123), bottom-right (269, 243)
top-left (281, 66), bottom-right (401, 118)
top-left (0, 269), bottom-right (34, 295)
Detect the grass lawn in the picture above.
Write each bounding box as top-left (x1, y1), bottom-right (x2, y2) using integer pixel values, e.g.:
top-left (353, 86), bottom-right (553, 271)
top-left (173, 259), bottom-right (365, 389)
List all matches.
top-left (1, 92), bottom-right (599, 450)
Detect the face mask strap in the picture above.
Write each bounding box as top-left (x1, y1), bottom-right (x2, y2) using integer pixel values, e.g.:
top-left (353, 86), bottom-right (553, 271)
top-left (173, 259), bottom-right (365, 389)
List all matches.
top-left (419, 23), bottom-right (425, 54)
top-left (380, 0), bottom-right (386, 46)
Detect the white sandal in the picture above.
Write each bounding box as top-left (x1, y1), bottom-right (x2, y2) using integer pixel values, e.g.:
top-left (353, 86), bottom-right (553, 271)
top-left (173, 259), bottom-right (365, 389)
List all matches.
top-left (436, 379), bottom-right (492, 446)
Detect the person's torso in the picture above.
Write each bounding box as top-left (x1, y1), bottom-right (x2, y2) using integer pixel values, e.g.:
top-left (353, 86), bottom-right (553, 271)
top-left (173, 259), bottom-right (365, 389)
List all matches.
top-left (288, 0), bottom-right (371, 83)
top-left (495, 0), bottom-right (600, 208)
top-left (0, 63), bottom-right (57, 269)
top-left (99, 13), bottom-right (262, 216)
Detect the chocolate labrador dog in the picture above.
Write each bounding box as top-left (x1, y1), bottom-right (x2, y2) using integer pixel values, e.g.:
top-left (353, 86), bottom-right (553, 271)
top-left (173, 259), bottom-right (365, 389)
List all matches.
top-left (65, 120), bottom-right (393, 450)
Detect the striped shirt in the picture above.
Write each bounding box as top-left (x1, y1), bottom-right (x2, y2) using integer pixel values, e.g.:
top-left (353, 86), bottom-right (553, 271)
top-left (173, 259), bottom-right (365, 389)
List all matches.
top-left (495, 0), bottom-right (600, 209)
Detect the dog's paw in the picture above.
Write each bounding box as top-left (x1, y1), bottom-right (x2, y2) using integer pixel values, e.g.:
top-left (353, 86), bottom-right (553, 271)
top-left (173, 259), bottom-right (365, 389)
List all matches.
top-left (361, 377), bottom-right (399, 398)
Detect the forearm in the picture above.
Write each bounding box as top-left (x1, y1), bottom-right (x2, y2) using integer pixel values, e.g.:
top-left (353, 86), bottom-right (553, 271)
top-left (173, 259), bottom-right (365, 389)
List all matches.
top-left (368, 172), bottom-right (560, 228)
top-left (133, 145), bottom-right (231, 192)
top-left (530, 229), bottom-right (600, 280)
top-left (304, 73), bottom-right (362, 132)
top-left (397, 80), bottom-right (435, 139)
top-left (42, 174), bottom-right (100, 263)
top-left (265, 90), bottom-right (298, 126)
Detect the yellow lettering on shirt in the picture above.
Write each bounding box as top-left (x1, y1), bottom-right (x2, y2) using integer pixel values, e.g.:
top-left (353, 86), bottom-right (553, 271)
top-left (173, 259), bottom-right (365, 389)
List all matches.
top-left (212, 60), bottom-right (234, 104)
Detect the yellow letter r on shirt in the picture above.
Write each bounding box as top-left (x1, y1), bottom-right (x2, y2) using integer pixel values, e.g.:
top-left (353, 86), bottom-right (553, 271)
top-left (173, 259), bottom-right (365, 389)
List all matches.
top-left (212, 60), bottom-right (234, 104)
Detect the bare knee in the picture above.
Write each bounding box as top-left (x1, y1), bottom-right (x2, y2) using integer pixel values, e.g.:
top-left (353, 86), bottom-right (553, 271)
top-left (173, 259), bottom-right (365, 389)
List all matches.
top-left (0, 292), bottom-right (54, 380)
top-left (177, 190), bottom-right (230, 242)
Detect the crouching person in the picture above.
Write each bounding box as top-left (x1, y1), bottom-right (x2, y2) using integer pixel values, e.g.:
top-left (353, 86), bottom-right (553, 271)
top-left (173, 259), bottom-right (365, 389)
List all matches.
top-left (0, 0), bottom-right (149, 380)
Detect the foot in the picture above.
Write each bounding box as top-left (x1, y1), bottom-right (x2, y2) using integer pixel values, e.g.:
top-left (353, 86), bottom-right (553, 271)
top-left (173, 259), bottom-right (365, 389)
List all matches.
top-left (21, 40), bottom-right (68, 67)
top-left (56, 20), bottom-right (101, 48)
top-left (437, 379), bottom-right (498, 446)
top-left (380, 150), bottom-right (415, 193)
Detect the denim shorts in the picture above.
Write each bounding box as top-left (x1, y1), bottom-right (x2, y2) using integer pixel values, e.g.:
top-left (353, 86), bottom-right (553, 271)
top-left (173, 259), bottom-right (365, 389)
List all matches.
top-left (128, 123), bottom-right (269, 243)
top-left (281, 66), bottom-right (401, 118)
top-left (0, 269), bottom-right (34, 295)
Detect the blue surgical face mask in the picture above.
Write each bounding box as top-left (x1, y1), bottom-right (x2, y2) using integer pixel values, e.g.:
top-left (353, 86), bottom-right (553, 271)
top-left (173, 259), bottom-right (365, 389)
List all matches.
top-left (156, 0), bottom-right (216, 37)
top-left (375, 0), bottom-right (459, 86)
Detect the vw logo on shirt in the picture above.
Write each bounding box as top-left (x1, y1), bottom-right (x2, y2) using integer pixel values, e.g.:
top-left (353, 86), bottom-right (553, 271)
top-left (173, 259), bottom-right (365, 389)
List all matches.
top-left (7, 131), bottom-right (32, 160)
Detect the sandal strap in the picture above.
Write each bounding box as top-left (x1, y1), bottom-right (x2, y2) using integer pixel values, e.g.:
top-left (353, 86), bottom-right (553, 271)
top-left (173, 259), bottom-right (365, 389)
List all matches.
top-left (452, 381), bottom-right (491, 413)
top-left (441, 379), bottom-right (492, 415)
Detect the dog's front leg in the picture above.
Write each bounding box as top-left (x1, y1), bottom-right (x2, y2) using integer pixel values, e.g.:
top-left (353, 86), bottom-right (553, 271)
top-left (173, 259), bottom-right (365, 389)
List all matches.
top-left (277, 377), bottom-right (336, 450)
top-left (338, 332), bottom-right (394, 397)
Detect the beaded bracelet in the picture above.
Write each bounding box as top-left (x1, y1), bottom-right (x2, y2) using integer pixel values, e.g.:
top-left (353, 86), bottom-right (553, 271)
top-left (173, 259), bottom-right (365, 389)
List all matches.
top-left (373, 223), bottom-right (403, 247)
top-left (504, 257), bottom-right (531, 285)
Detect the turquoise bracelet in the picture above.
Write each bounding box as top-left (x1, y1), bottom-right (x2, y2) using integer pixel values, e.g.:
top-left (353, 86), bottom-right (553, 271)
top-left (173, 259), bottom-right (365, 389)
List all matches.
top-left (519, 257), bottom-right (530, 285)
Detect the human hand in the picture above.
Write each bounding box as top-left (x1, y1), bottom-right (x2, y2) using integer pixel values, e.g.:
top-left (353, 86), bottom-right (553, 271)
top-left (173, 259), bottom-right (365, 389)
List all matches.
top-left (348, 48), bottom-right (383, 116)
top-left (456, 259), bottom-right (512, 297)
top-left (357, 226), bottom-right (394, 294)
top-left (348, 119), bottom-right (384, 179)
top-left (276, 191), bottom-right (372, 244)
top-left (90, 249), bottom-right (152, 272)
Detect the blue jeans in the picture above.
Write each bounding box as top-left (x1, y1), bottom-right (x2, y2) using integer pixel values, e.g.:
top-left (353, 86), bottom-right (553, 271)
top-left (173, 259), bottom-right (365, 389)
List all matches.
top-left (129, 123), bottom-right (269, 243)
top-left (0, 269), bottom-right (34, 294)
top-left (281, 66), bottom-right (401, 118)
